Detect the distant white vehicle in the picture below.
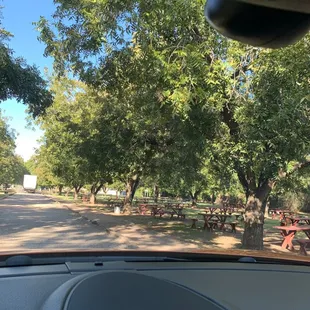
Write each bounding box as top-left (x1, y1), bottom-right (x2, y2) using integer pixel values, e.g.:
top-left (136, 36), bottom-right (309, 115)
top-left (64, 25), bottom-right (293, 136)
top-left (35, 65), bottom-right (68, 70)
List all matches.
top-left (106, 189), bottom-right (118, 196)
top-left (23, 175), bottom-right (37, 193)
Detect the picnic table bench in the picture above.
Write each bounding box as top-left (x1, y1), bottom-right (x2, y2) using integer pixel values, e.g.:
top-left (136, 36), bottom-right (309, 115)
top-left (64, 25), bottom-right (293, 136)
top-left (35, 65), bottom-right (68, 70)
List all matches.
top-left (274, 225), bottom-right (310, 251)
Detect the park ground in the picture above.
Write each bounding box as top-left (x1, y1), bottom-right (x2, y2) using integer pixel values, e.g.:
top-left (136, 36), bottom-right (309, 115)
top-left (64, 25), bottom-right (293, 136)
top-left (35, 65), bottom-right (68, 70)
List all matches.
top-left (0, 192), bottom-right (307, 258)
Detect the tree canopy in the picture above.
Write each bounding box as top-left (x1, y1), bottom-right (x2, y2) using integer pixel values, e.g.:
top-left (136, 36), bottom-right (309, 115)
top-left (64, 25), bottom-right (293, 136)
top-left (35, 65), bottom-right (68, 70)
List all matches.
top-left (0, 111), bottom-right (28, 186)
top-left (0, 6), bottom-right (52, 118)
top-left (35, 0), bottom-right (310, 249)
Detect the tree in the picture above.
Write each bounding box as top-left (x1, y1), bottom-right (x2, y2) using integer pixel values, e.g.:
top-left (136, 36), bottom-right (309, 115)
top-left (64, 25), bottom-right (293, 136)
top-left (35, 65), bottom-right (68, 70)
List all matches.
top-left (37, 0), bottom-right (310, 249)
top-left (0, 111), bottom-right (28, 186)
top-left (37, 0), bottom-right (221, 213)
top-left (211, 40), bottom-right (310, 249)
top-left (0, 6), bottom-right (52, 118)
top-left (37, 76), bottom-right (115, 202)
top-left (10, 155), bottom-right (29, 185)
top-left (26, 151), bottom-right (62, 191)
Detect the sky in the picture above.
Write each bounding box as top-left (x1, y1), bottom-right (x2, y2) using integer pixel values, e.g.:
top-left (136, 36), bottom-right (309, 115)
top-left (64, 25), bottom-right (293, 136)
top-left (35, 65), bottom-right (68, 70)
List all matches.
top-left (1, 0), bottom-right (55, 161)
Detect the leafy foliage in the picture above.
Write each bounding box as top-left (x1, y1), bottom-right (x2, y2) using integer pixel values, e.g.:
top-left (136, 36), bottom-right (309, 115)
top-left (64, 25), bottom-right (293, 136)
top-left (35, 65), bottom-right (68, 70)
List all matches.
top-left (36, 0), bottom-right (310, 247)
top-left (0, 112), bottom-right (28, 185)
top-left (0, 7), bottom-right (52, 118)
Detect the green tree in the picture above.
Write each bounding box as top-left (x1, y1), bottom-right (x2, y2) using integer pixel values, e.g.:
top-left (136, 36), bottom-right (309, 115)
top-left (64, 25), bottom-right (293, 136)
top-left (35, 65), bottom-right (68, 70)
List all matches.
top-left (0, 6), bottom-right (52, 118)
top-left (0, 111), bottom-right (27, 186)
top-left (37, 0), bottom-right (310, 249)
top-left (26, 151), bottom-right (63, 191)
top-left (38, 77), bottom-right (115, 202)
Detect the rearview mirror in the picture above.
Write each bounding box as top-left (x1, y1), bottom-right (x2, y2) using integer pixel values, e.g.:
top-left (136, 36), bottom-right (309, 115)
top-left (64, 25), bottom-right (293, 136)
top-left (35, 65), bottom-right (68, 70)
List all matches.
top-left (205, 0), bottom-right (310, 48)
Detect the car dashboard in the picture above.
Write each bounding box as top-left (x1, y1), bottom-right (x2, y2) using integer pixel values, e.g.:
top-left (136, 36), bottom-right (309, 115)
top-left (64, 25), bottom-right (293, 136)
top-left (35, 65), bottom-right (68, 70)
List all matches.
top-left (0, 258), bottom-right (309, 310)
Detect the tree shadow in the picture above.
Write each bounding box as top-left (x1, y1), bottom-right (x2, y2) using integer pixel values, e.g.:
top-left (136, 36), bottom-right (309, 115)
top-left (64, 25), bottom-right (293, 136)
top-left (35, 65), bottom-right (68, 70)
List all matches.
top-left (2, 194), bottom-right (305, 257)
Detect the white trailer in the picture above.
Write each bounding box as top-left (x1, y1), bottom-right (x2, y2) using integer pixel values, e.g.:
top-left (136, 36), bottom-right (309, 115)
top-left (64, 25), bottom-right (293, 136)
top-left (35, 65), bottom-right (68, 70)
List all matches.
top-left (23, 175), bottom-right (37, 193)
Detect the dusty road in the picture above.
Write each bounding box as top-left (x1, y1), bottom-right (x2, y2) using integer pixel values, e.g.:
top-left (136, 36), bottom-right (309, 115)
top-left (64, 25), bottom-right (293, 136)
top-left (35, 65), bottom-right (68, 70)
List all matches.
top-left (0, 193), bottom-right (121, 251)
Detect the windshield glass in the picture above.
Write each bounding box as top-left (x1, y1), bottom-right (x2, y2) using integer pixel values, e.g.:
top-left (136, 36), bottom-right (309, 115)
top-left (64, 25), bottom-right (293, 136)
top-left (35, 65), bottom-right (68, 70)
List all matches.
top-left (1, 0), bottom-right (310, 261)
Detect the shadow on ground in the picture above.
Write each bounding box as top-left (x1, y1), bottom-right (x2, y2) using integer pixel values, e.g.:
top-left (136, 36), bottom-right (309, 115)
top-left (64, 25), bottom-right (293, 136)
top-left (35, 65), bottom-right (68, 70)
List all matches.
top-left (0, 193), bottom-right (301, 257)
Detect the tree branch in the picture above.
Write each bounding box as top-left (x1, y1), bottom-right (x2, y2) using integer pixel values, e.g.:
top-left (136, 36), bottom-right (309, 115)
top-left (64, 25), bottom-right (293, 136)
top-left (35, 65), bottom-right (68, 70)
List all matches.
top-left (281, 159), bottom-right (310, 178)
top-left (235, 165), bottom-right (249, 192)
top-left (95, 182), bottom-right (105, 195)
top-left (221, 103), bottom-right (239, 137)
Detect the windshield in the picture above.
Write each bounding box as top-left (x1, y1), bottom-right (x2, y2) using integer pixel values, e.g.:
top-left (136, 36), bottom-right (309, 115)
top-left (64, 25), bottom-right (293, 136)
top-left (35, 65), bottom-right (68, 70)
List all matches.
top-left (1, 0), bottom-right (310, 261)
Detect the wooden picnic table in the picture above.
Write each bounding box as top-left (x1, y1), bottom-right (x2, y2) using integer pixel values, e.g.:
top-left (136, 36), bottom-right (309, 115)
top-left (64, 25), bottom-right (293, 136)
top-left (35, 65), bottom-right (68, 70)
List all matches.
top-left (213, 214), bottom-right (233, 230)
top-left (204, 206), bottom-right (223, 214)
top-left (149, 205), bottom-right (164, 217)
top-left (274, 225), bottom-right (310, 251)
top-left (138, 203), bottom-right (151, 215)
top-left (205, 205), bottom-right (236, 215)
top-left (165, 204), bottom-right (186, 219)
top-left (270, 209), bottom-right (294, 219)
top-left (199, 213), bottom-right (233, 231)
top-left (288, 217), bottom-right (310, 225)
top-left (198, 213), bottom-right (217, 230)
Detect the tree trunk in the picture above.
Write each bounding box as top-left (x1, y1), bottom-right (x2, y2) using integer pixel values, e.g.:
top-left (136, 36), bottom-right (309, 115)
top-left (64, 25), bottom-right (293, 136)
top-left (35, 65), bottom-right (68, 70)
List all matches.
top-left (58, 185), bottom-right (63, 196)
top-left (90, 193), bottom-right (96, 204)
top-left (211, 192), bottom-right (215, 204)
top-left (242, 195), bottom-right (264, 250)
top-left (190, 191), bottom-right (200, 207)
top-left (154, 184), bottom-right (159, 203)
top-left (131, 178), bottom-right (139, 201)
top-left (90, 184), bottom-right (97, 205)
top-left (264, 199), bottom-right (270, 219)
top-left (242, 180), bottom-right (275, 250)
top-left (73, 185), bottom-right (83, 200)
top-left (123, 176), bottom-right (140, 214)
top-left (89, 182), bottom-right (105, 205)
top-left (74, 188), bottom-right (79, 200)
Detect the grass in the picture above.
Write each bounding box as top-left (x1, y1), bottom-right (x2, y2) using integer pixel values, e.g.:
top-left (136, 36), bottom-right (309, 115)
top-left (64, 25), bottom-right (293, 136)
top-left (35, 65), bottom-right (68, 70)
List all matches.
top-left (264, 219), bottom-right (280, 232)
top-left (51, 194), bottom-right (75, 201)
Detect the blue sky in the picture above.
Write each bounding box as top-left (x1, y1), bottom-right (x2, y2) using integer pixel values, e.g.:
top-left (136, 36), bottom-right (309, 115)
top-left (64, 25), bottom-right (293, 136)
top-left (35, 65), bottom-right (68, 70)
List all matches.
top-left (1, 0), bottom-right (55, 161)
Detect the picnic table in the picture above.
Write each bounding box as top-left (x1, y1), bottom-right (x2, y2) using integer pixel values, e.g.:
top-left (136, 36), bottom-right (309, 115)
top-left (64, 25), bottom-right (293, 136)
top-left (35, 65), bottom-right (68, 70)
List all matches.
top-left (205, 205), bottom-right (237, 215)
top-left (274, 225), bottom-right (310, 251)
top-left (138, 204), bottom-right (150, 215)
top-left (204, 206), bottom-right (219, 214)
top-left (198, 213), bottom-right (217, 230)
top-left (205, 205), bottom-right (230, 214)
top-left (287, 217), bottom-right (310, 225)
top-left (199, 213), bottom-right (234, 231)
top-left (270, 209), bottom-right (294, 219)
top-left (150, 205), bottom-right (165, 217)
top-left (165, 204), bottom-right (186, 219)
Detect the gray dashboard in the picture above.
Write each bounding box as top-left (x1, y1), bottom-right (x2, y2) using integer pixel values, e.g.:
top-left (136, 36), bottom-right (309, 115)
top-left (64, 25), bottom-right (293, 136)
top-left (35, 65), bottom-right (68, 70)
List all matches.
top-left (0, 261), bottom-right (309, 309)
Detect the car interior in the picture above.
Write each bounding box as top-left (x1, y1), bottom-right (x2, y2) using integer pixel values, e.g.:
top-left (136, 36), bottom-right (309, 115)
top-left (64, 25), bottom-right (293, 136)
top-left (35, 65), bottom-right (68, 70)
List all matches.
top-left (0, 251), bottom-right (309, 310)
